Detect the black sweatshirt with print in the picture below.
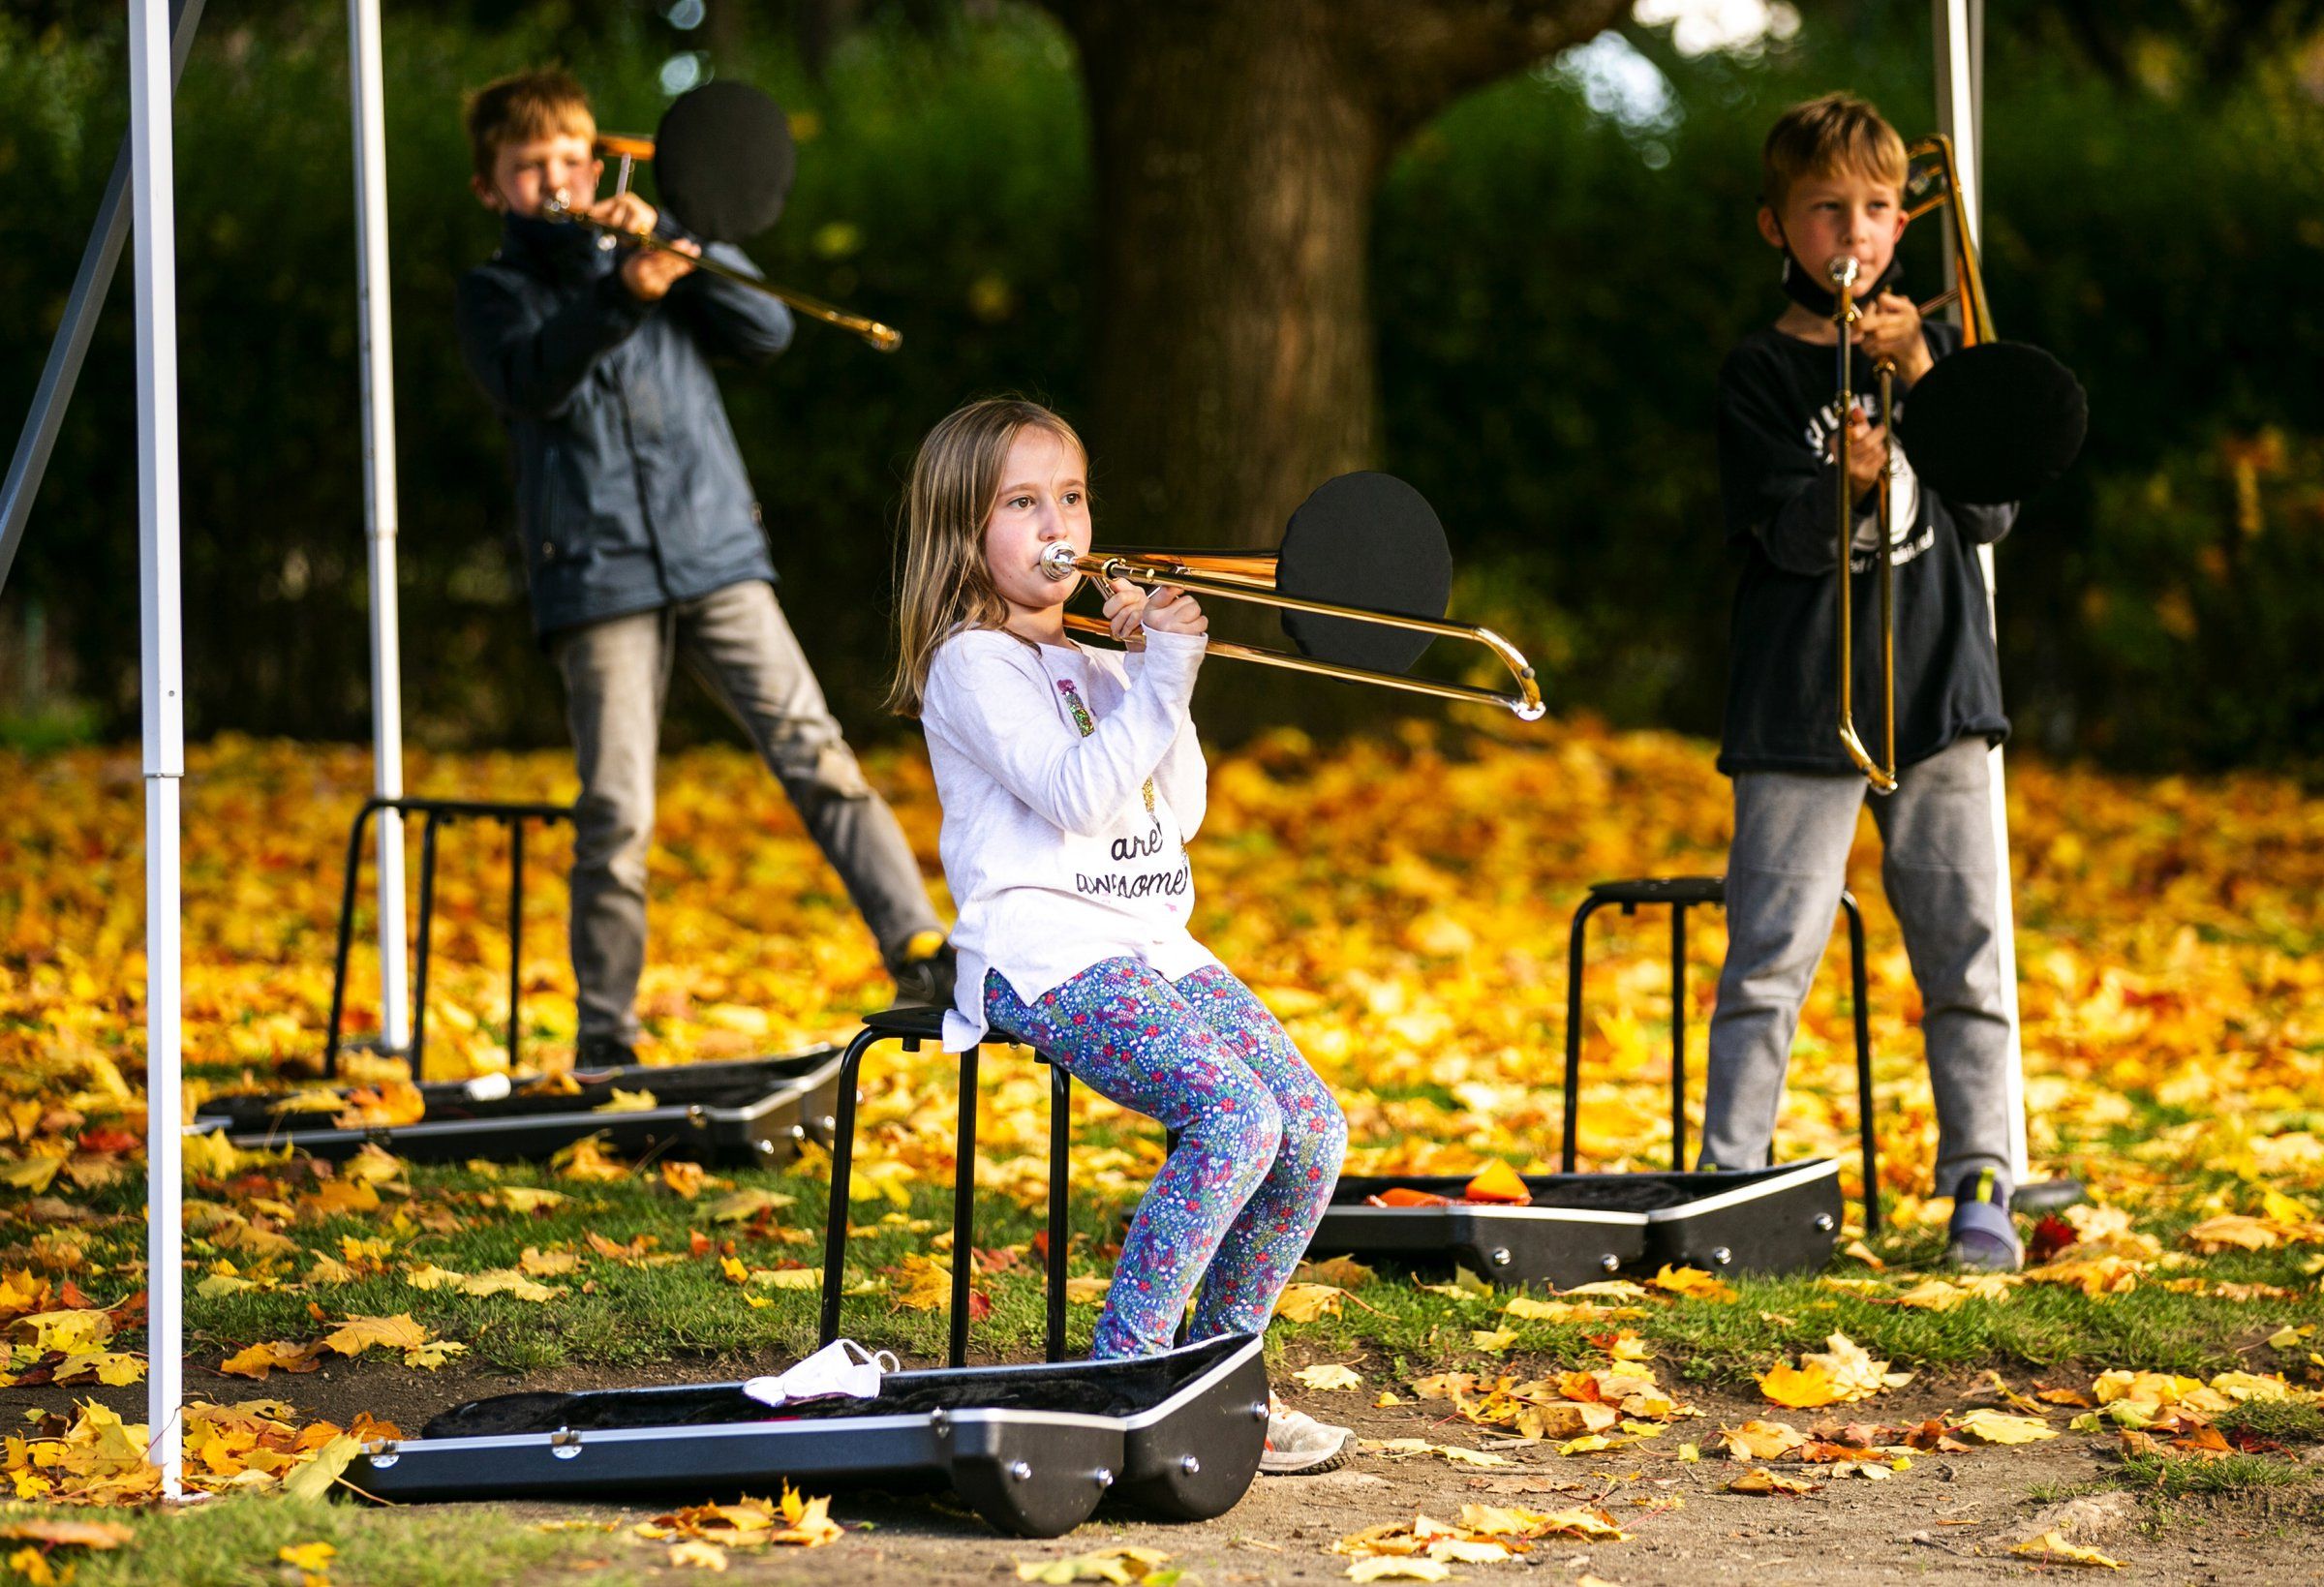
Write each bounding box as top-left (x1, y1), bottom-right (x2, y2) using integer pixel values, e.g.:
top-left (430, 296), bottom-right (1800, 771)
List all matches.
top-left (1713, 319), bottom-right (2017, 778)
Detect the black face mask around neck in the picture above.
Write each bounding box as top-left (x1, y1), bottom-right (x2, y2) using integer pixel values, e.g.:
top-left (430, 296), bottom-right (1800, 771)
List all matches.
top-left (1778, 246), bottom-right (1904, 320)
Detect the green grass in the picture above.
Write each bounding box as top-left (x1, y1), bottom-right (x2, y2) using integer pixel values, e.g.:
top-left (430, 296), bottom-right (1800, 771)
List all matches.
top-left (2218, 1399), bottom-right (2324, 1445)
top-left (0, 1499), bottom-right (647, 1587)
top-left (16, 1131), bottom-right (2323, 1389)
top-left (2115, 1451), bottom-right (2315, 1499)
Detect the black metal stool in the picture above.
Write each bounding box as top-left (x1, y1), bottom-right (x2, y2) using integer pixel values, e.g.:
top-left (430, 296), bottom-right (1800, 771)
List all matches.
top-left (818, 1004), bottom-right (1074, 1367)
top-left (1561, 875), bottom-right (1881, 1235)
top-left (324, 795), bottom-right (574, 1081)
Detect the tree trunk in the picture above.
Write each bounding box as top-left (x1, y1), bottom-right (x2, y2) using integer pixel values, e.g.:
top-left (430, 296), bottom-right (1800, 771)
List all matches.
top-left (1071, 4), bottom-right (1380, 550)
top-left (1050, 0), bottom-right (1629, 553)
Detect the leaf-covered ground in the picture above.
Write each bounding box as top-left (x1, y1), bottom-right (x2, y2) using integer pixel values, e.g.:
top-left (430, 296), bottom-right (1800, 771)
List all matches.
top-left (0, 724), bottom-right (2319, 1574)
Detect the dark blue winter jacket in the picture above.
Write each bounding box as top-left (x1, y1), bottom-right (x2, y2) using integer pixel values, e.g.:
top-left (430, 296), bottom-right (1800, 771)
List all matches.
top-left (456, 214), bottom-right (793, 637)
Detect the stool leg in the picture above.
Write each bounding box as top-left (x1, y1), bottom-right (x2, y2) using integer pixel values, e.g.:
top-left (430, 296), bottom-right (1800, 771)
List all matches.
top-left (818, 1028), bottom-right (880, 1348)
top-left (505, 818), bottom-right (526, 1072)
top-left (1047, 1063), bottom-right (1070, 1362)
top-left (1563, 897), bottom-right (1607, 1174)
top-left (950, 1046), bottom-right (980, 1369)
top-left (324, 805), bottom-right (377, 1080)
top-left (411, 813), bottom-right (441, 1083)
top-left (1669, 902), bottom-right (1688, 1173)
top-left (1842, 891), bottom-right (1880, 1236)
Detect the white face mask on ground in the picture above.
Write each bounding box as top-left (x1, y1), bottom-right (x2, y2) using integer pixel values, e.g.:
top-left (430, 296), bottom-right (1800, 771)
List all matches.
top-left (741, 1338), bottom-right (900, 1409)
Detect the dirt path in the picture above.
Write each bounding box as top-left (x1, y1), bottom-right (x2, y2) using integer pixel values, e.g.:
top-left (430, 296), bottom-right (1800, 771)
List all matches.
top-left (18, 1358), bottom-right (2323, 1583)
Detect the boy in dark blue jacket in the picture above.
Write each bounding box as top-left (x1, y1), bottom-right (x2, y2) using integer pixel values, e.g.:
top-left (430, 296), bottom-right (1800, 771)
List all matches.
top-left (457, 71), bottom-right (951, 1062)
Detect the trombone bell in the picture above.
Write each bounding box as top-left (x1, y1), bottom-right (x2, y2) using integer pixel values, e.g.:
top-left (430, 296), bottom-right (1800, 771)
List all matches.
top-left (1036, 474), bottom-right (1544, 721)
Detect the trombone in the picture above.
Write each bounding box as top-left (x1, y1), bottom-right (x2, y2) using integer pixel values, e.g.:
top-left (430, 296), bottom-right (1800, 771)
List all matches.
top-left (1828, 133), bottom-right (1984, 794)
top-left (1038, 543), bottom-right (1546, 720)
top-left (535, 133), bottom-right (903, 354)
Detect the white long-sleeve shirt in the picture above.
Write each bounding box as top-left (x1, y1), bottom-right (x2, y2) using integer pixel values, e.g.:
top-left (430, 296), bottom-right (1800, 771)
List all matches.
top-left (918, 626), bottom-right (1215, 1050)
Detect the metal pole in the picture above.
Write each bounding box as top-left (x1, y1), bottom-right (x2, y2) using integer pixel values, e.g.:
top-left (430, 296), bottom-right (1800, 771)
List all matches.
top-left (129, 0), bottom-right (185, 1496)
top-left (348, 0), bottom-right (411, 1054)
top-left (1934, 0), bottom-right (2028, 1185)
top-left (0, 0), bottom-right (204, 599)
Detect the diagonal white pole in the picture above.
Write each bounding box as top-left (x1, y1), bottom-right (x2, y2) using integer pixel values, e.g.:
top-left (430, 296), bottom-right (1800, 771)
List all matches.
top-left (348, 0), bottom-right (411, 1056)
top-left (1933, 0), bottom-right (2027, 1184)
top-left (129, 0), bottom-right (186, 1495)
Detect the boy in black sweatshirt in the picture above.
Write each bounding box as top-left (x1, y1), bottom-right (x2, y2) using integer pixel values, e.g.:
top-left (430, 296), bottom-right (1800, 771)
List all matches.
top-left (1704, 93), bottom-right (2021, 1269)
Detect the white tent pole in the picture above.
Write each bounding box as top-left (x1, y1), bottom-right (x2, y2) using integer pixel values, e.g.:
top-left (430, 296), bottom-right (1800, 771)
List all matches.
top-left (129, 0), bottom-right (186, 1496)
top-left (349, 0), bottom-right (411, 1055)
top-left (1933, 0), bottom-right (2028, 1184)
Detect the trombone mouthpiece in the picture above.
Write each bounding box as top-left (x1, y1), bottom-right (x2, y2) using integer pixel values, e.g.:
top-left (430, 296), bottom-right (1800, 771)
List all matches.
top-left (1038, 544), bottom-right (1083, 582)
top-left (1825, 255), bottom-right (1861, 290)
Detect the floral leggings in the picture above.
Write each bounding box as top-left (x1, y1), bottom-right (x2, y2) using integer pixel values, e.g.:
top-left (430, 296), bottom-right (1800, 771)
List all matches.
top-left (984, 959), bottom-right (1349, 1360)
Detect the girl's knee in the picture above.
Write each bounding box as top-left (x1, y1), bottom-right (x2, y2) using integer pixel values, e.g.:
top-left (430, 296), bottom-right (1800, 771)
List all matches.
top-left (1193, 1081), bottom-right (1281, 1186)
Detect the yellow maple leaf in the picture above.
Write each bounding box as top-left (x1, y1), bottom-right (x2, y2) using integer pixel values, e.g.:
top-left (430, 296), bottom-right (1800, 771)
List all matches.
top-left (1015, 1544), bottom-right (1176, 1582)
top-left (1295, 1363), bottom-right (1363, 1392)
top-left (51, 1352), bottom-right (143, 1387)
top-left (2183, 1214), bottom-right (2283, 1252)
top-left (333, 1081), bottom-right (425, 1130)
top-left (6, 1546), bottom-right (64, 1587)
top-left (1274, 1283), bottom-right (1347, 1323)
top-left (2010, 1531), bottom-right (2122, 1569)
top-left (1949, 1409), bottom-right (2058, 1445)
top-left (660, 1161), bottom-right (712, 1200)
top-left (1719, 1419), bottom-right (1807, 1460)
top-left (1757, 1361), bottom-right (1840, 1409)
top-left (0, 1519), bottom-right (132, 1548)
top-left (218, 1340), bottom-right (321, 1380)
top-left (13, 1308), bottom-right (113, 1355)
top-left (321, 1313), bottom-right (430, 1358)
top-left (1800, 1332), bottom-right (1911, 1400)
top-left (0, 1158), bottom-right (64, 1194)
top-left (552, 1135), bottom-right (628, 1182)
top-left (1648, 1265), bottom-right (1737, 1303)
top-left (1728, 1467), bottom-right (1821, 1495)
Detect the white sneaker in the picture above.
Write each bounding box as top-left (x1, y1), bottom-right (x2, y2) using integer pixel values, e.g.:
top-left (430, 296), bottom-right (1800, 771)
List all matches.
top-left (1260, 1394), bottom-right (1353, 1476)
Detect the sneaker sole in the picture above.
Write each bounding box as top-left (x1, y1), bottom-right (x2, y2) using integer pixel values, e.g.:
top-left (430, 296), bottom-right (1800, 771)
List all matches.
top-left (1260, 1443), bottom-right (1353, 1477)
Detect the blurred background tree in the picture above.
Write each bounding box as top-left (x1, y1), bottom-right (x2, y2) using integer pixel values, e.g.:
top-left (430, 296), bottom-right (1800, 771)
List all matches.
top-left (3, 0), bottom-right (2321, 771)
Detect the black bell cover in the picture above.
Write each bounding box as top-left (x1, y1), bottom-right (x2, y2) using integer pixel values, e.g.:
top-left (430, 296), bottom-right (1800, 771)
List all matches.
top-left (1275, 473), bottom-right (1453, 675)
top-left (1899, 341), bottom-right (2088, 505)
top-left (653, 81), bottom-right (796, 243)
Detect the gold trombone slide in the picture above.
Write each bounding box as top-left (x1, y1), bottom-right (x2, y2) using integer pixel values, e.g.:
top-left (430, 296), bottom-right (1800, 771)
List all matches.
top-left (1828, 133), bottom-right (1987, 794)
top-left (1039, 543), bottom-right (1545, 721)
top-left (536, 127), bottom-right (902, 353)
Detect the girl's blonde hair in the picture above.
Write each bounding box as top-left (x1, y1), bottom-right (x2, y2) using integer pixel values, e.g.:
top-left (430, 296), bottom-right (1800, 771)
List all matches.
top-left (888, 397), bottom-right (1087, 717)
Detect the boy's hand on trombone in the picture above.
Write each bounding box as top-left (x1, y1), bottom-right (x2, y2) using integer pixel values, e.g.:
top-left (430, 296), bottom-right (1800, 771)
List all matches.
top-left (1852, 290), bottom-right (1936, 385)
top-left (1830, 409), bottom-right (1892, 502)
top-left (620, 236), bottom-right (701, 303)
top-left (583, 191), bottom-right (660, 238)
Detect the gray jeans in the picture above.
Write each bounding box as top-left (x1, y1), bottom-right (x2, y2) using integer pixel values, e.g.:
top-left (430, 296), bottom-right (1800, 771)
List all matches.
top-left (1700, 734), bottom-right (2012, 1193)
top-left (552, 580), bottom-right (941, 1043)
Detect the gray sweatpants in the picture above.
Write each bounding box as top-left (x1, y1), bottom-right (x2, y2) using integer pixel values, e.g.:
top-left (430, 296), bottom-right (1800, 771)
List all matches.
top-left (551, 579), bottom-right (942, 1043)
top-left (1699, 734), bottom-right (2012, 1194)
